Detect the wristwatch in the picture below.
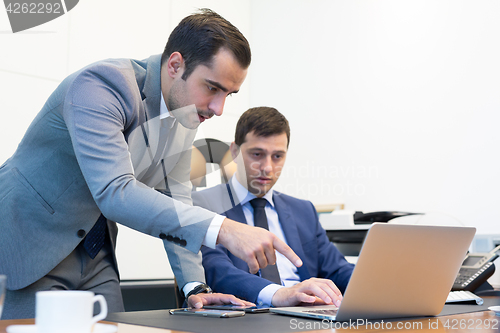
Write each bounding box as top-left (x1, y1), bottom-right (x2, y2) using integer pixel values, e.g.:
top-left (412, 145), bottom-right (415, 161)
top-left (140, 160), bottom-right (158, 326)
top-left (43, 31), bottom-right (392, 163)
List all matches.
top-left (185, 283), bottom-right (213, 299)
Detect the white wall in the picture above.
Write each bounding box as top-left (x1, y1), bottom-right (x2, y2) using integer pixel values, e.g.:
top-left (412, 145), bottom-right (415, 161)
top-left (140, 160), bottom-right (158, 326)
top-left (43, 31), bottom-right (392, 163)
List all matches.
top-left (249, 0), bottom-right (500, 236)
top-left (1, 1), bottom-right (499, 280)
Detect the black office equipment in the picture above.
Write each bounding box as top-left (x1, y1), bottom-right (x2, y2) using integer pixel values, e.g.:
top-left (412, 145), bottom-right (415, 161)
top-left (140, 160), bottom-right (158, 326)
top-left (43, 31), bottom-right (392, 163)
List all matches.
top-left (323, 211), bottom-right (422, 256)
top-left (353, 211), bottom-right (422, 224)
top-left (452, 245), bottom-right (500, 291)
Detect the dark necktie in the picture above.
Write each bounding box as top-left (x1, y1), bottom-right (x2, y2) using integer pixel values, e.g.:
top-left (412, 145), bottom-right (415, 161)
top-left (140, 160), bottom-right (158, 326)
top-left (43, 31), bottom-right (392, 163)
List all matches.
top-left (250, 198), bottom-right (281, 284)
top-left (83, 214), bottom-right (107, 259)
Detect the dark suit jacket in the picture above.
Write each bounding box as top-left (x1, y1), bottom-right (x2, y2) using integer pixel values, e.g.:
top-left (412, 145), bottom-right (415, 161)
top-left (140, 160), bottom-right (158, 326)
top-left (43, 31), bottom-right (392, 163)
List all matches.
top-left (192, 183), bottom-right (354, 303)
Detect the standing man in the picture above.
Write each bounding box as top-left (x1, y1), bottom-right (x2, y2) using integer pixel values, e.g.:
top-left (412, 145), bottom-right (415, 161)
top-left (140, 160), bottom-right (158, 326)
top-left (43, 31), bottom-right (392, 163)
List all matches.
top-left (0, 10), bottom-right (301, 319)
top-left (193, 107), bottom-right (354, 307)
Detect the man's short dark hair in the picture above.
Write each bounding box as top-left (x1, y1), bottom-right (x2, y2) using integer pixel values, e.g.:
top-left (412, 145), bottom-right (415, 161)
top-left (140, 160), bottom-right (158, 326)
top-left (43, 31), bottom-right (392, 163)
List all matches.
top-left (235, 107), bottom-right (290, 147)
top-left (161, 8), bottom-right (251, 80)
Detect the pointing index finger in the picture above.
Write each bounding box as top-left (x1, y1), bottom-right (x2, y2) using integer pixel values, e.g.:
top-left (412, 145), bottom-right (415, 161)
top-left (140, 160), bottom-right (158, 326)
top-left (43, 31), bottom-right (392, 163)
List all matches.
top-left (273, 238), bottom-right (302, 267)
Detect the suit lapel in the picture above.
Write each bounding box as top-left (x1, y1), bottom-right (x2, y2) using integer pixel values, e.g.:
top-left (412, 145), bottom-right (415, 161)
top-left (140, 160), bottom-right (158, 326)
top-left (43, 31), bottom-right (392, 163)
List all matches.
top-left (224, 204), bottom-right (246, 224)
top-left (223, 183), bottom-right (247, 224)
top-left (135, 55), bottom-right (176, 181)
top-left (273, 192), bottom-right (311, 280)
top-left (211, 183), bottom-right (249, 272)
top-left (141, 54), bottom-right (162, 122)
top-left (127, 55), bottom-right (162, 181)
top-left (141, 54), bottom-right (162, 164)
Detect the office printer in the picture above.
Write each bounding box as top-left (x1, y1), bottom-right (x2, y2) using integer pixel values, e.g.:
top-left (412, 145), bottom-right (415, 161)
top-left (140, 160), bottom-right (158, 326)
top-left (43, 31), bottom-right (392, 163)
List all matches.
top-left (319, 211), bottom-right (422, 256)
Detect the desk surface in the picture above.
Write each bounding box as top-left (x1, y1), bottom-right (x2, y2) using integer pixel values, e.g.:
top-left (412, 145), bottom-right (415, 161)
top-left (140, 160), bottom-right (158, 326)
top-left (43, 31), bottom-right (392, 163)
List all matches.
top-left (2, 299), bottom-right (499, 333)
top-left (0, 319), bottom-right (188, 333)
top-left (1, 312), bottom-right (499, 333)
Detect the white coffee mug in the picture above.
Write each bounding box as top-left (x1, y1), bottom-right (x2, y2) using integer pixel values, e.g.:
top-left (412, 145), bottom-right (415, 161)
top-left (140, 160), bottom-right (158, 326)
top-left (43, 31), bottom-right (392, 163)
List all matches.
top-left (35, 290), bottom-right (107, 333)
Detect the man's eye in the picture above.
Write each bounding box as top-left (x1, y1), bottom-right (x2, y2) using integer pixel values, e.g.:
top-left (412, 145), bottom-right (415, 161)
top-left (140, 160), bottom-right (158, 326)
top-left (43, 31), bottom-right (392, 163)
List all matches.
top-left (208, 86), bottom-right (217, 92)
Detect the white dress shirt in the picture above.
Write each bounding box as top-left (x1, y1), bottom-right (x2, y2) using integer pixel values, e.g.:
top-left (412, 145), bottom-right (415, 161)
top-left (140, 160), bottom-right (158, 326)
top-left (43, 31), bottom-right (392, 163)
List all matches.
top-left (160, 95), bottom-right (225, 297)
top-left (159, 94), bottom-right (224, 249)
top-left (230, 176), bottom-right (301, 306)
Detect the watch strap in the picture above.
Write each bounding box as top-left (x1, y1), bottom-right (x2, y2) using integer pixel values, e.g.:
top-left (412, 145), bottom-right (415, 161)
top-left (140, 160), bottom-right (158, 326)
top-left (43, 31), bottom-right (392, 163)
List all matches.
top-left (185, 283), bottom-right (213, 299)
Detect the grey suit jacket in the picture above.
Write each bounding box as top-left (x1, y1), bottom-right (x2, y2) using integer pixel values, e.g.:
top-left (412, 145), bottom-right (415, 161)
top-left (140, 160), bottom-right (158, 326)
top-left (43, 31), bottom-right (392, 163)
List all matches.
top-left (0, 55), bottom-right (214, 290)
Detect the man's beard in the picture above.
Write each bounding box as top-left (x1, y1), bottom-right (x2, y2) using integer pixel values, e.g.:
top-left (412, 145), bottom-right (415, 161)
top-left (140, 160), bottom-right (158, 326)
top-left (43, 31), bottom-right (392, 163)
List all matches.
top-left (166, 84), bottom-right (212, 129)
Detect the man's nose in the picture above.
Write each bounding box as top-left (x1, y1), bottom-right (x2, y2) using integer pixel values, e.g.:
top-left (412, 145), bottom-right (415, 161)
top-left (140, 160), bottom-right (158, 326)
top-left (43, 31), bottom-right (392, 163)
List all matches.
top-left (261, 156), bottom-right (273, 174)
top-left (209, 95), bottom-right (226, 116)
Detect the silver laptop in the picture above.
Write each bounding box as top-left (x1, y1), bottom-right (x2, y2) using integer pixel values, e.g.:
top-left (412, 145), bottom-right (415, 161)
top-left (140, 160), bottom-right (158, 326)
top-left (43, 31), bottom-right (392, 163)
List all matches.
top-left (270, 223), bottom-right (475, 321)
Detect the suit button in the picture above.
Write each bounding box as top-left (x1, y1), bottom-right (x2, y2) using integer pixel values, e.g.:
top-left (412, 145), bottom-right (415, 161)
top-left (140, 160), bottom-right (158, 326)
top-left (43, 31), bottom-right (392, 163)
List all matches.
top-left (77, 229), bottom-right (86, 238)
top-left (173, 237), bottom-right (180, 244)
top-left (179, 239), bottom-right (187, 247)
top-left (159, 233), bottom-right (167, 239)
top-left (166, 235), bottom-right (174, 241)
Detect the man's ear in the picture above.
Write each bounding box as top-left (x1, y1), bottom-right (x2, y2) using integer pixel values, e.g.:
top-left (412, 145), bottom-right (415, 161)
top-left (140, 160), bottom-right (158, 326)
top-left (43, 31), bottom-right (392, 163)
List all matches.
top-left (230, 142), bottom-right (240, 161)
top-left (165, 52), bottom-right (184, 78)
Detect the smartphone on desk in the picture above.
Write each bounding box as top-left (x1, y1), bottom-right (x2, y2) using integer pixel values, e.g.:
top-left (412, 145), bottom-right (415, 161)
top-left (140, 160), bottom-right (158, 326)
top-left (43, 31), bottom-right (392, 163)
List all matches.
top-left (169, 308), bottom-right (245, 318)
top-left (204, 304), bottom-right (270, 313)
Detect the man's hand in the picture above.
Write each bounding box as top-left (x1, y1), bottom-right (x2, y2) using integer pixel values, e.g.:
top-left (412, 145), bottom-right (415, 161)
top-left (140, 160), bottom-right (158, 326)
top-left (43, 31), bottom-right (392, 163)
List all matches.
top-left (271, 278), bottom-right (343, 307)
top-left (187, 293), bottom-right (255, 309)
top-left (217, 219), bottom-right (302, 274)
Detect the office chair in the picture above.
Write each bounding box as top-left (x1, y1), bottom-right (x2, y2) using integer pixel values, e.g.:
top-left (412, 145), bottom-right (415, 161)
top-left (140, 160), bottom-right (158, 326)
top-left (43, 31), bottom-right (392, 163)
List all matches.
top-left (174, 279), bottom-right (185, 308)
top-left (190, 138), bottom-right (236, 190)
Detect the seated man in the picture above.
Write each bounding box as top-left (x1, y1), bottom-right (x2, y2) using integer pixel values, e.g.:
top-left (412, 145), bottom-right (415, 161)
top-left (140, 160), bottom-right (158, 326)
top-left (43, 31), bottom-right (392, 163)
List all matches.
top-left (192, 107), bottom-right (354, 307)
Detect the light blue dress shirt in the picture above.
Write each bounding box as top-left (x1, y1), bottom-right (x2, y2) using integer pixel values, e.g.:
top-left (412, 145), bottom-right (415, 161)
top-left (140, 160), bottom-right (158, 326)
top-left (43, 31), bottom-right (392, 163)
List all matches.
top-left (230, 176), bottom-right (301, 306)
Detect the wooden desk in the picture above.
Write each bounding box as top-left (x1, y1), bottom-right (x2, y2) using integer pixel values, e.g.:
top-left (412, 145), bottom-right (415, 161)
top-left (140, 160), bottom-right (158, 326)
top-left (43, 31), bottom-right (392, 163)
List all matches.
top-left (1, 308), bottom-right (499, 333)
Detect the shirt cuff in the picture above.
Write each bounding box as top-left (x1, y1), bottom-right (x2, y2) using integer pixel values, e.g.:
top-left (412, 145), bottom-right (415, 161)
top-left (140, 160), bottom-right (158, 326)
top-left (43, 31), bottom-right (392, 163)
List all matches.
top-left (183, 281), bottom-right (204, 298)
top-left (257, 284), bottom-right (284, 307)
top-left (202, 214), bottom-right (225, 249)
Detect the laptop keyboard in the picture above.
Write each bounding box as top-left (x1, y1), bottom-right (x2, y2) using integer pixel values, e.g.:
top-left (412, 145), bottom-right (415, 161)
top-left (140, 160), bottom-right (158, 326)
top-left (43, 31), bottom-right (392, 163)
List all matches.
top-left (301, 291), bottom-right (482, 316)
top-left (446, 290), bottom-right (483, 305)
top-left (303, 309), bottom-right (339, 315)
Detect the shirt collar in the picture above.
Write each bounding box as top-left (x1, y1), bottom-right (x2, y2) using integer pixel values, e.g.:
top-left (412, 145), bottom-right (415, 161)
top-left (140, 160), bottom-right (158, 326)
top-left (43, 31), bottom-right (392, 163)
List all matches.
top-left (230, 176), bottom-right (274, 208)
top-left (160, 93), bottom-right (174, 120)
top-left (160, 93), bottom-right (177, 129)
